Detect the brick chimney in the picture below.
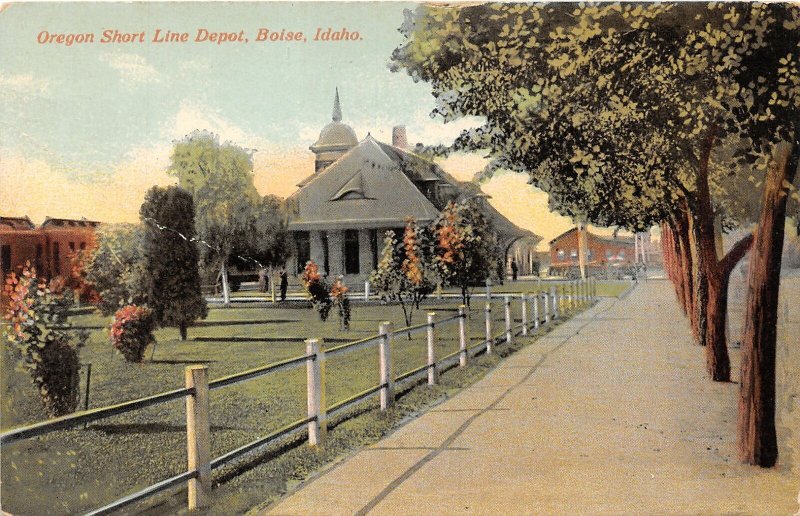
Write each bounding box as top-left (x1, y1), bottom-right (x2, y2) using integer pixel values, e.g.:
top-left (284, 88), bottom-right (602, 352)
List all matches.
top-left (392, 126), bottom-right (407, 149)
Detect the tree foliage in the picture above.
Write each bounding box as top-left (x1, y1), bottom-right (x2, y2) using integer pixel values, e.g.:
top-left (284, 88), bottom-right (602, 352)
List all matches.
top-left (168, 130), bottom-right (290, 303)
top-left (433, 200), bottom-right (500, 307)
top-left (85, 223), bottom-right (148, 316)
top-left (139, 186), bottom-right (208, 340)
top-left (370, 219), bottom-right (437, 328)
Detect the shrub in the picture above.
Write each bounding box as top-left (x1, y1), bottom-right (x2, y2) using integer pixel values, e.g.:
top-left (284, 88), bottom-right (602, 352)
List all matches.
top-left (330, 278), bottom-right (351, 330)
top-left (110, 305), bottom-right (156, 362)
top-left (4, 262), bottom-right (87, 417)
top-left (300, 261), bottom-right (332, 321)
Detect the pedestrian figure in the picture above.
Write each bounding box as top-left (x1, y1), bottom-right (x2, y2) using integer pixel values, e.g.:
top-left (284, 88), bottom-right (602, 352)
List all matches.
top-left (258, 268), bottom-right (269, 293)
top-left (511, 259), bottom-right (518, 281)
top-left (279, 268), bottom-right (288, 301)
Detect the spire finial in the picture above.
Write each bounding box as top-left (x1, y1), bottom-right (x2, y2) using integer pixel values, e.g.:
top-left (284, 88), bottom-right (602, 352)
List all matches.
top-left (332, 87), bottom-right (342, 122)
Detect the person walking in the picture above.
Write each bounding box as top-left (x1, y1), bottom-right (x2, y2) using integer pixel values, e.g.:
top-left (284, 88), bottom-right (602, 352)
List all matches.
top-left (511, 259), bottom-right (519, 281)
top-left (279, 268), bottom-right (288, 301)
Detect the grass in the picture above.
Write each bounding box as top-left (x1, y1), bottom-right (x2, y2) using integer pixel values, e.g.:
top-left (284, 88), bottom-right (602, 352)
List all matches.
top-left (0, 288), bottom-right (595, 515)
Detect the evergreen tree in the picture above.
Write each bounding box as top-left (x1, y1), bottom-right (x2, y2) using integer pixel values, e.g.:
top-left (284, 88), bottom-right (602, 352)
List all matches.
top-left (140, 186), bottom-right (208, 340)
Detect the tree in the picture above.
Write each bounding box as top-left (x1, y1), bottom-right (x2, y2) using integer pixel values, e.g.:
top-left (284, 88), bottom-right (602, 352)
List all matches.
top-left (370, 219), bottom-right (437, 330)
top-left (433, 200), bottom-right (500, 308)
top-left (230, 194), bottom-right (292, 299)
top-left (85, 223), bottom-right (148, 316)
top-left (168, 130), bottom-right (260, 306)
top-left (139, 186), bottom-right (208, 341)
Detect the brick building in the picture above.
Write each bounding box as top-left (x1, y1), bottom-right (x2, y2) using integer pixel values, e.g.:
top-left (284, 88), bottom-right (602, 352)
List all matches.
top-left (549, 227), bottom-right (635, 277)
top-left (0, 216), bottom-right (99, 283)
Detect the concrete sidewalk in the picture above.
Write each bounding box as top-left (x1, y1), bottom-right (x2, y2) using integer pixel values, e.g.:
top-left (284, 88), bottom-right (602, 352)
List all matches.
top-left (263, 282), bottom-right (799, 515)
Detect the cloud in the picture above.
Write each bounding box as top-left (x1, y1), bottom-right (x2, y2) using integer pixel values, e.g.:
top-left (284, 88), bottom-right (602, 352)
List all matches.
top-left (0, 149), bottom-right (174, 225)
top-left (0, 73), bottom-right (51, 100)
top-left (100, 53), bottom-right (161, 85)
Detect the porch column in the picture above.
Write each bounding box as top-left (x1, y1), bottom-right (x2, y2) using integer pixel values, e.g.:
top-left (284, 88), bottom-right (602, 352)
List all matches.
top-left (359, 229), bottom-right (373, 275)
top-left (328, 230), bottom-right (344, 277)
top-left (310, 231), bottom-right (325, 270)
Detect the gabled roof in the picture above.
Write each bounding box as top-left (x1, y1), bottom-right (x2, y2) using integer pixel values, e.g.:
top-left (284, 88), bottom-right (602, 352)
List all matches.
top-left (289, 134), bottom-right (540, 245)
top-left (288, 136), bottom-right (442, 230)
top-left (0, 216), bottom-right (35, 230)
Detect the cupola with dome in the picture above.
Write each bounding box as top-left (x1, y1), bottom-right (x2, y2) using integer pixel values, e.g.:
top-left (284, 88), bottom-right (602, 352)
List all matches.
top-left (309, 88), bottom-right (358, 173)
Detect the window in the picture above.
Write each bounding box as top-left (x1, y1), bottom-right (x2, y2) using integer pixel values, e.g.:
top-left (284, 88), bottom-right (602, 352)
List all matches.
top-left (587, 249), bottom-right (593, 260)
top-left (321, 232), bottom-right (330, 275)
top-left (605, 249), bottom-right (613, 259)
top-left (1, 245), bottom-right (10, 274)
top-left (53, 242), bottom-right (60, 274)
top-left (69, 241), bottom-right (75, 252)
top-left (617, 249), bottom-right (626, 260)
top-left (295, 232), bottom-right (310, 274)
top-left (557, 248), bottom-right (565, 260)
top-left (370, 229), bottom-right (379, 270)
top-left (35, 244), bottom-right (43, 272)
top-left (570, 249), bottom-right (578, 258)
top-left (344, 230), bottom-right (360, 274)
top-left (79, 242), bottom-right (86, 250)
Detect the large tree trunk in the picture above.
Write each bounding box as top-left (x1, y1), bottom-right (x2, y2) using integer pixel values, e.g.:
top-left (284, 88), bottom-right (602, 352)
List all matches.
top-left (179, 321), bottom-right (188, 341)
top-left (704, 234), bottom-right (753, 381)
top-left (674, 209), bottom-right (695, 318)
top-left (738, 138), bottom-right (798, 467)
top-left (693, 124), bottom-right (733, 380)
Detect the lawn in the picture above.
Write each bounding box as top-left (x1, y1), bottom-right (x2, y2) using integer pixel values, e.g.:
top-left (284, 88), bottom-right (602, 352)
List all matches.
top-left (0, 290), bottom-right (581, 515)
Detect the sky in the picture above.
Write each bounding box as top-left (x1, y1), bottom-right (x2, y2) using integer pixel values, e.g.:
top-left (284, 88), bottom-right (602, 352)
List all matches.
top-left (0, 2), bottom-right (578, 250)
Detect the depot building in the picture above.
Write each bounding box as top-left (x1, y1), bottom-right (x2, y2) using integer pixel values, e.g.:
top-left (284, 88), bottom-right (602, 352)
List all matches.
top-left (284, 90), bottom-right (539, 281)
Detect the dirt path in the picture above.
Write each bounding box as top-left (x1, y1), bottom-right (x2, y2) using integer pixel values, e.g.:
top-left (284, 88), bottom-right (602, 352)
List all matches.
top-left (263, 281), bottom-right (799, 515)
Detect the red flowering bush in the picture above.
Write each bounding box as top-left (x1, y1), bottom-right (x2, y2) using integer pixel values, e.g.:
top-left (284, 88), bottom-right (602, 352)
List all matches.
top-left (300, 261), bottom-right (332, 321)
top-left (330, 278), bottom-right (351, 330)
top-left (4, 262), bottom-right (87, 417)
top-left (110, 305), bottom-right (156, 363)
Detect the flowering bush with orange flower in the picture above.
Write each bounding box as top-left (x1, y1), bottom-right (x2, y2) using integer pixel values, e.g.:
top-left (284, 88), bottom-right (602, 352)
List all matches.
top-left (110, 305), bottom-right (156, 363)
top-left (433, 200), bottom-right (500, 308)
top-left (301, 261), bottom-right (332, 321)
top-left (330, 278), bottom-right (351, 330)
top-left (3, 262), bottom-right (87, 417)
top-left (371, 219), bottom-right (436, 329)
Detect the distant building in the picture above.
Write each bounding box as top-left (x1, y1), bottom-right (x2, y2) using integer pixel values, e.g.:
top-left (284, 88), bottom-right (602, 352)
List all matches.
top-left (549, 227), bottom-right (635, 276)
top-left (285, 90), bottom-right (539, 280)
top-left (0, 216), bottom-right (99, 283)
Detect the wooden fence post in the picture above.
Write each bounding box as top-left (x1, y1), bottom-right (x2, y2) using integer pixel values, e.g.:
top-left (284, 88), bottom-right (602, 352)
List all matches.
top-left (364, 281), bottom-right (370, 301)
top-left (484, 302), bottom-right (492, 355)
top-left (544, 291), bottom-right (550, 324)
top-left (306, 338), bottom-right (326, 446)
top-left (185, 365), bottom-right (211, 511)
top-left (534, 294), bottom-right (540, 330)
top-left (379, 322), bottom-right (394, 409)
top-left (485, 278), bottom-right (492, 301)
top-left (521, 293), bottom-right (528, 336)
top-left (458, 306), bottom-right (468, 366)
top-left (551, 286), bottom-right (559, 320)
top-left (504, 295), bottom-right (513, 344)
top-left (427, 313), bottom-right (439, 385)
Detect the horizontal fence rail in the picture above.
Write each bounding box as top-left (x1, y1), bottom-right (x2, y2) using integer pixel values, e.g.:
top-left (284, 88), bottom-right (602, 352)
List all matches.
top-left (0, 279), bottom-right (599, 515)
